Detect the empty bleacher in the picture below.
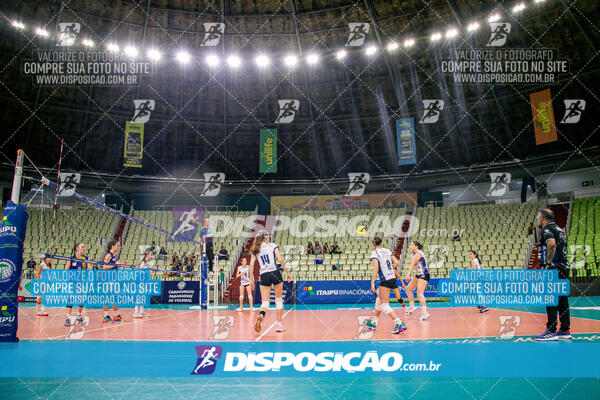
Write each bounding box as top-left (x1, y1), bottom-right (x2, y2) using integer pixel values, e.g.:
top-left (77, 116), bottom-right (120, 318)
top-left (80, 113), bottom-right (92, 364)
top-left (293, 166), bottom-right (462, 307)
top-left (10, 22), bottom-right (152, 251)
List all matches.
top-left (569, 196), bottom-right (599, 279)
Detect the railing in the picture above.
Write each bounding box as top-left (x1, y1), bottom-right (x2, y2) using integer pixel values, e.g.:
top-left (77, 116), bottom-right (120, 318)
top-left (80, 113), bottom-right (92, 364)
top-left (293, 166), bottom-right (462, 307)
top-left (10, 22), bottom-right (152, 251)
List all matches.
top-left (102, 205), bottom-right (123, 257)
top-left (566, 192), bottom-right (574, 236)
top-left (522, 229), bottom-right (537, 268)
top-left (398, 203), bottom-right (417, 269)
top-left (120, 205), bottom-right (135, 252)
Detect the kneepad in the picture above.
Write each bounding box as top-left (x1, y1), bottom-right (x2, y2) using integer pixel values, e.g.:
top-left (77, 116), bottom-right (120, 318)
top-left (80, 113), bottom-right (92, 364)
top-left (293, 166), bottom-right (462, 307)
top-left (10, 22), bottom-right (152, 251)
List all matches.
top-left (261, 301), bottom-right (270, 310)
top-left (380, 303), bottom-right (393, 314)
top-left (374, 297), bottom-right (382, 312)
top-left (275, 297), bottom-right (283, 310)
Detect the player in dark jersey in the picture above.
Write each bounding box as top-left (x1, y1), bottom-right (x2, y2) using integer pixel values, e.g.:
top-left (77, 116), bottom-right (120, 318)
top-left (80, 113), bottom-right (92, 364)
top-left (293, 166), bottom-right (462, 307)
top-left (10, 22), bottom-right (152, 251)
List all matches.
top-left (102, 240), bottom-right (126, 323)
top-left (535, 208), bottom-right (571, 341)
top-left (64, 243), bottom-right (89, 326)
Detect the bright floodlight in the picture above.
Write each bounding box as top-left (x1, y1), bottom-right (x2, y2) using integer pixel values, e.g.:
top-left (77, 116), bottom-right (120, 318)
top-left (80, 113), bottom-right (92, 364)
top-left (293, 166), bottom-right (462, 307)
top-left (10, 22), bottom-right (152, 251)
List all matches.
top-left (106, 43), bottom-right (119, 52)
top-left (227, 55), bottom-right (240, 68)
top-left (335, 50), bottom-right (347, 60)
top-left (206, 54), bottom-right (220, 67)
top-left (445, 28), bottom-right (458, 39)
top-left (467, 22), bottom-right (480, 32)
top-left (430, 32), bottom-right (442, 41)
top-left (147, 49), bottom-right (161, 60)
top-left (176, 51), bottom-right (190, 64)
top-left (124, 46), bottom-right (138, 57)
top-left (534, 0), bottom-right (547, 2)
top-left (284, 54), bottom-right (298, 67)
top-left (35, 28), bottom-right (49, 37)
top-left (306, 53), bottom-right (319, 65)
top-left (365, 45), bottom-right (377, 56)
top-left (488, 13), bottom-right (501, 22)
top-left (11, 21), bottom-right (25, 30)
top-left (386, 42), bottom-right (399, 51)
top-left (404, 39), bottom-right (415, 47)
top-left (512, 3), bottom-right (526, 13)
top-left (255, 54), bottom-right (270, 67)
top-left (82, 39), bottom-right (94, 47)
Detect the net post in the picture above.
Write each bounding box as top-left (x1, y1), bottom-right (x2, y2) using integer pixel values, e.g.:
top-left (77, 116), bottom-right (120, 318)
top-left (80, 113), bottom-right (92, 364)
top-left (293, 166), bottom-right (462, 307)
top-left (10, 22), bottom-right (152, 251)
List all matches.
top-left (10, 149), bottom-right (24, 203)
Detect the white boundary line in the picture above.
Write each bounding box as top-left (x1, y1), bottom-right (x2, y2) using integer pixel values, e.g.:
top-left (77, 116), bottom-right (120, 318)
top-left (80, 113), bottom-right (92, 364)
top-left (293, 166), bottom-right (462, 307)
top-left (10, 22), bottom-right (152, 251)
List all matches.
top-left (255, 308), bottom-right (293, 341)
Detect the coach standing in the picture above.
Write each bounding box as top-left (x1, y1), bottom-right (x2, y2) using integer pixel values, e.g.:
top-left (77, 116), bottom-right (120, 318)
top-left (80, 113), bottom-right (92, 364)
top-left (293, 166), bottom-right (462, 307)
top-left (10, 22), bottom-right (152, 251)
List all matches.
top-left (199, 218), bottom-right (215, 272)
top-left (535, 208), bottom-right (571, 341)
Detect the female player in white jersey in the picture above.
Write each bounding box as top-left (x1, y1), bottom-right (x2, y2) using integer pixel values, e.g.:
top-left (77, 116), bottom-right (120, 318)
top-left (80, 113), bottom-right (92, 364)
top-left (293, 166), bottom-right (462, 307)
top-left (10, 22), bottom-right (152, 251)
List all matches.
top-left (250, 230), bottom-right (291, 333)
top-left (235, 257), bottom-right (254, 311)
top-left (64, 243), bottom-right (89, 325)
top-left (35, 255), bottom-right (52, 316)
top-left (363, 237), bottom-right (406, 333)
top-left (133, 250), bottom-right (152, 318)
top-left (404, 241), bottom-right (430, 320)
top-left (469, 250), bottom-right (488, 313)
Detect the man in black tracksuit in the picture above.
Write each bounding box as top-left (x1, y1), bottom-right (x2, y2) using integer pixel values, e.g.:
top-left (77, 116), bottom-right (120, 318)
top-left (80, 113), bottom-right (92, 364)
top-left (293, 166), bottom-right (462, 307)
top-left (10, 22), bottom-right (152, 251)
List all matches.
top-left (535, 208), bottom-right (571, 341)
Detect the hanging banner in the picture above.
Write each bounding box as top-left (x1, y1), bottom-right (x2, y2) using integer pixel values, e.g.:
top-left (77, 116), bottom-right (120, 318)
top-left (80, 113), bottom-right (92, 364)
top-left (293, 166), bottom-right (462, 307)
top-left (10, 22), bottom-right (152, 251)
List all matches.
top-left (396, 118), bottom-right (417, 165)
top-left (259, 129), bottom-right (277, 173)
top-left (530, 89), bottom-right (557, 145)
top-left (124, 121), bottom-right (144, 168)
top-left (0, 201), bottom-right (29, 342)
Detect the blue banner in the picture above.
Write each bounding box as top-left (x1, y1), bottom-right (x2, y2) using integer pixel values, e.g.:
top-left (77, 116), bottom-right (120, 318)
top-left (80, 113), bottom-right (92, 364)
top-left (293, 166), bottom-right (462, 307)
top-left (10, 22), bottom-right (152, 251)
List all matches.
top-left (396, 118), bottom-right (417, 166)
top-left (0, 201), bottom-right (28, 342)
top-left (298, 279), bottom-right (449, 304)
top-left (161, 280), bottom-right (200, 304)
top-left (2, 340), bottom-right (600, 377)
top-left (254, 281), bottom-right (293, 304)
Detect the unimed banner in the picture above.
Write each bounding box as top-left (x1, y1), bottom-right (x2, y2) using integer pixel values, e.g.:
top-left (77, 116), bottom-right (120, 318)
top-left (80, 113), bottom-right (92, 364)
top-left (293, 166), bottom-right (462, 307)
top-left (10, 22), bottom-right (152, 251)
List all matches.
top-left (396, 118), bottom-right (417, 165)
top-left (530, 88), bottom-right (557, 145)
top-left (297, 279), bottom-right (448, 304)
top-left (161, 280), bottom-right (200, 304)
top-left (0, 201), bottom-right (28, 342)
top-left (259, 129), bottom-right (277, 173)
top-left (124, 121), bottom-right (144, 168)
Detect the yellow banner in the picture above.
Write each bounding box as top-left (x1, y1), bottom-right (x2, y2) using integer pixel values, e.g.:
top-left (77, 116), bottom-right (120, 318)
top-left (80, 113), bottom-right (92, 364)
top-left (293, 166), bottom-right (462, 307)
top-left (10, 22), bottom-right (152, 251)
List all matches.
top-left (270, 193), bottom-right (417, 214)
top-left (530, 88), bottom-right (557, 145)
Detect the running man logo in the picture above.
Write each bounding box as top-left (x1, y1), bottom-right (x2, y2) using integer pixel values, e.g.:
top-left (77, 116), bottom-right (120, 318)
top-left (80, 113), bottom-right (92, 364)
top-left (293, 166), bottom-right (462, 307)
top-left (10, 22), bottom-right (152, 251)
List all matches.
top-left (345, 23), bottom-right (370, 47)
top-left (170, 207), bottom-right (202, 241)
top-left (275, 100), bottom-right (299, 124)
top-left (191, 345), bottom-right (223, 375)
top-left (561, 100), bottom-right (586, 124)
top-left (208, 316), bottom-right (234, 340)
top-left (131, 100), bottom-right (155, 124)
top-left (487, 172), bottom-right (511, 197)
top-left (346, 173), bottom-right (370, 196)
top-left (420, 100), bottom-right (444, 124)
top-left (569, 245), bottom-right (591, 269)
top-left (57, 23), bottom-right (80, 46)
top-left (58, 173), bottom-right (81, 197)
top-left (200, 23), bottom-right (225, 46)
top-left (201, 173), bottom-right (225, 196)
top-left (497, 315), bottom-right (520, 339)
top-left (282, 245), bottom-right (304, 270)
top-left (486, 23), bottom-right (511, 47)
top-left (428, 245), bottom-right (448, 270)
top-left (354, 316), bottom-right (375, 340)
top-left (65, 315), bottom-right (90, 340)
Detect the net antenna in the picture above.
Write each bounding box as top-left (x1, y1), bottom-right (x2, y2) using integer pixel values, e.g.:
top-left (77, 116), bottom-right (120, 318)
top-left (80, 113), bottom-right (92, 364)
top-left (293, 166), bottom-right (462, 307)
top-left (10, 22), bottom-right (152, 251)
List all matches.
top-left (10, 149), bottom-right (25, 203)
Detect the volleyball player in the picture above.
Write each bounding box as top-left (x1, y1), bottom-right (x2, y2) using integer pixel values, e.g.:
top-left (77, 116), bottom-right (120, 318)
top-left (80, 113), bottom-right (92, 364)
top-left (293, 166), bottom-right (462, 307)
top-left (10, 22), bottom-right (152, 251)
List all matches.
top-left (363, 237), bottom-right (406, 334)
top-left (469, 250), bottom-right (488, 313)
top-left (404, 241), bottom-right (430, 321)
top-left (235, 257), bottom-right (254, 311)
top-left (64, 243), bottom-right (89, 326)
top-left (133, 250), bottom-right (152, 318)
top-left (35, 255), bottom-right (51, 316)
top-left (250, 230), bottom-right (291, 333)
top-left (102, 240), bottom-right (125, 323)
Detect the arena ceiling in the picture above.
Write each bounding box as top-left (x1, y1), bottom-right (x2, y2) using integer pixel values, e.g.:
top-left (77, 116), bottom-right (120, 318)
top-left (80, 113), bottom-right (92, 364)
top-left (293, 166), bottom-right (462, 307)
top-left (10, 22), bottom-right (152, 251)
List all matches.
top-left (0, 0), bottom-right (599, 182)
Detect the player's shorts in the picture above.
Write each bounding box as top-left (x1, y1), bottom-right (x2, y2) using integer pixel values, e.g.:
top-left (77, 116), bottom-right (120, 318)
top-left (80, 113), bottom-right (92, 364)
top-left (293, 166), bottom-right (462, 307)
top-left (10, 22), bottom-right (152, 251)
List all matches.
top-left (240, 282), bottom-right (250, 288)
top-left (260, 270), bottom-right (283, 287)
top-left (67, 305), bottom-right (84, 308)
top-left (379, 278), bottom-right (398, 289)
top-left (416, 273), bottom-right (431, 282)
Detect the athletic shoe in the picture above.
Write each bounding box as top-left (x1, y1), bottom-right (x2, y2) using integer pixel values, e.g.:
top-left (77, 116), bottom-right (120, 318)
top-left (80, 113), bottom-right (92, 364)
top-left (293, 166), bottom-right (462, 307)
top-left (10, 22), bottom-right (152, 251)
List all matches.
top-left (407, 307), bottom-right (419, 315)
top-left (132, 313), bottom-right (142, 318)
top-left (418, 312), bottom-right (430, 321)
top-left (103, 316), bottom-right (113, 324)
top-left (362, 319), bottom-right (377, 330)
top-left (391, 322), bottom-right (407, 334)
top-left (75, 316), bottom-right (84, 324)
top-left (37, 312), bottom-right (48, 316)
top-left (142, 312), bottom-right (151, 318)
top-left (275, 323), bottom-right (285, 332)
top-left (534, 330), bottom-right (558, 341)
top-left (112, 314), bottom-right (123, 322)
top-left (64, 318), bottom-right (71, 327)
top-left (255, 315), bottom-right (264, 333)
top-left (479, 307), bottom-right (489, 313)
top-left (249, 307), bottom-right (255, 311)
top-left (556, 330), bottom-right (572, 339)
top-left (235, 307), bottom-right (243, 311)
